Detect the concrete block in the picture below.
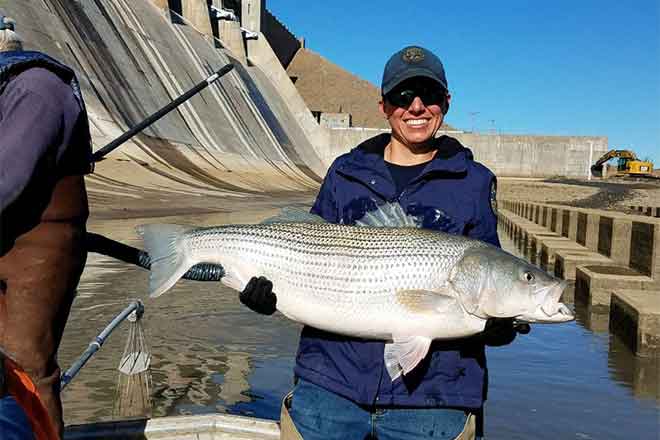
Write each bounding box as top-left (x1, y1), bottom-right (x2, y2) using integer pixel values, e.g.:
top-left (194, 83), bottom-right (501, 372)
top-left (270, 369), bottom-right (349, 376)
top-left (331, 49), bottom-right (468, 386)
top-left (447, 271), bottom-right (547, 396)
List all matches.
top-left (540, 239), bottom-right (586, 273)
top-left (182, 0), bottom-right (213, 37)
top-left (576, 211), bottom-right (600, 251)
top-left (513, 224), bottom-right (524, 249)
top-left (527, 204), bottom-right (534, 222)
top-left (563, 210), bottom-right (578, 241)
top-left (540, 206), bottom-right (550, 227)
top-left (549, 207), bottom-right (560, 233)
top-left (632, 206), bottom-right (660, 218)
top-left (522, 228), bottom-right (557, 264)
top-left (219, 20), bottom-right (247, 63)
top-left (629, 221), bottom-right (657, 278)
top-left (534, 205), bottom-right (541, 224)
top-left (597, 215), bottom-right (632, 265)
top-left (574, 265), bottom-right (655, 311)
top-left (554, 250), bottom-right (611, 281)
top-left (610, 290), bottom-right (660, 357)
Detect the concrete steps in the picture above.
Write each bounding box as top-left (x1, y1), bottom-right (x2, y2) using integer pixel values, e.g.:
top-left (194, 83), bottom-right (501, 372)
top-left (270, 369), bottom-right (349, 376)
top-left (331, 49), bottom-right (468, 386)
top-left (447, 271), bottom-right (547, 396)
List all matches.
top-left (500, 200), bottom-right (660, 357)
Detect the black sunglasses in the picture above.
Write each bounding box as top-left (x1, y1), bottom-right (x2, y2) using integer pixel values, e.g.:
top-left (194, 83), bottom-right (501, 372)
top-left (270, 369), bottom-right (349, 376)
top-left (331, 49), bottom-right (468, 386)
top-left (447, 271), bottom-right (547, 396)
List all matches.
top-left (385, 85), bottom-right (446, 109)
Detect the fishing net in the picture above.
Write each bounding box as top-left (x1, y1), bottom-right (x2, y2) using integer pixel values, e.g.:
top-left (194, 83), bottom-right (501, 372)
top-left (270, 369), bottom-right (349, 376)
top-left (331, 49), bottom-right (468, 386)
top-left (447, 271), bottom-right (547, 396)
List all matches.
top-left (113, 308), bottom-right (152, 418)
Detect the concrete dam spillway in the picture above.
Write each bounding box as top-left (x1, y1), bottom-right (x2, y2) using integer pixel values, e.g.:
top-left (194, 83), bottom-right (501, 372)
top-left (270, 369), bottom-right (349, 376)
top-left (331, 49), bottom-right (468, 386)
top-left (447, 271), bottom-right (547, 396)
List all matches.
top-left (2, 0), bottom-right (332, 217)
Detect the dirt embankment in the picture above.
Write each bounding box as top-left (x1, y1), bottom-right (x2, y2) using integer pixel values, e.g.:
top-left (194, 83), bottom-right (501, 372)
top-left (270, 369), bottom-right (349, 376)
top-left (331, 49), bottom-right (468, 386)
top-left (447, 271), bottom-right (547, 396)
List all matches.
top-left (499, 176), bottom-right (660, 213)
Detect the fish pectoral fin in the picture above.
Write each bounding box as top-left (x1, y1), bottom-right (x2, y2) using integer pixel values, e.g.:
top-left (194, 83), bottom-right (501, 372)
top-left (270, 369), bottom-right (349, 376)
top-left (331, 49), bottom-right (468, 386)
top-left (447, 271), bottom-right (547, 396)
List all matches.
top-left (396, 288), bottom-right (460, 314)
top-left (384, 336), bottom-right (432, 379)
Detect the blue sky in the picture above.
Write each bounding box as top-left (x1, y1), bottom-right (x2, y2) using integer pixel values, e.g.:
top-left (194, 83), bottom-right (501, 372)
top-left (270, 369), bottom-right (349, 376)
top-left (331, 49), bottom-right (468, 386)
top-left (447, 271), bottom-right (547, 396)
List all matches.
top-left (267, 0), bottom-right (660, 165)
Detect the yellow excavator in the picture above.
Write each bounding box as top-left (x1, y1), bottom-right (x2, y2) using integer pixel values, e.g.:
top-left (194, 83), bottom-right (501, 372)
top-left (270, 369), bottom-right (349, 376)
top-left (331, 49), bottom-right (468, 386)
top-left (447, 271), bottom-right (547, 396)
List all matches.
top-left (591, 149), bottom-right (654, 177)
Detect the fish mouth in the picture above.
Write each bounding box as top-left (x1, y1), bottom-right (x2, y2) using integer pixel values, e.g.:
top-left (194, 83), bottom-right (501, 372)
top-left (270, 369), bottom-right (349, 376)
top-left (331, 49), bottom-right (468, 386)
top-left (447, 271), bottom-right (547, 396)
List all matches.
top-left (518, 281), bottom-right (574, 323)
top-left (541, 280), bottom-right (568, 316)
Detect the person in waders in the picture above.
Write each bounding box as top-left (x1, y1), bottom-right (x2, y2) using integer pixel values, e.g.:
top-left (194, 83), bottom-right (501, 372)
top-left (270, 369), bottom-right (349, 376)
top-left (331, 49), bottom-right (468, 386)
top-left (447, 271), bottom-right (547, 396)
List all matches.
top-left (0, 15), bottom-right (92, 437)
top-left (239, 46), bottom-right (529, 439)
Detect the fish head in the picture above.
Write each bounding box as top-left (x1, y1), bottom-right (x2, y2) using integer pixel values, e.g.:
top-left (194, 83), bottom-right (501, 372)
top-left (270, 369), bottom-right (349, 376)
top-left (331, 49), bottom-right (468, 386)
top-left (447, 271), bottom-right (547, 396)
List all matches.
top-left (451, 246), bottom-right (574, 323)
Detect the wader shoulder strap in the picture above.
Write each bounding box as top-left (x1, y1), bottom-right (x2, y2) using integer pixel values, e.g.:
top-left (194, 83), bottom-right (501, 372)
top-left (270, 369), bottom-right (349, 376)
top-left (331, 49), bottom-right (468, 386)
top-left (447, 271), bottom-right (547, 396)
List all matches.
top-left (279, 390), bottom-right (303, 440)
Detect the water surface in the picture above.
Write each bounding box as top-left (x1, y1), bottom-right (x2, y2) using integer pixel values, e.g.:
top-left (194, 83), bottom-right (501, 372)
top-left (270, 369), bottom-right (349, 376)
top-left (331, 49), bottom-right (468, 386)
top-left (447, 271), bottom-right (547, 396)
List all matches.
top-left (59, 207), bottom-right (660, 439)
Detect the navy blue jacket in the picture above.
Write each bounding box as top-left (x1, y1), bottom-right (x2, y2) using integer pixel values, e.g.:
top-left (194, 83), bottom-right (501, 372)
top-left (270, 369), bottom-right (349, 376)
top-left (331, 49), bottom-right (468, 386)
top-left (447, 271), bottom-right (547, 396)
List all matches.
top-left (294, 133), bottom-right (500, 409)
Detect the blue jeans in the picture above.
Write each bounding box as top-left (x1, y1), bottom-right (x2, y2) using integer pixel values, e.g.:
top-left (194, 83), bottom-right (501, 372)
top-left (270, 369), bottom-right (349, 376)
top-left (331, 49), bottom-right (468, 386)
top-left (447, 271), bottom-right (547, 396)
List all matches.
top-left (0, 395), bottom-right (34, 440)
top-left (289, 379), bottom-right (471, 440)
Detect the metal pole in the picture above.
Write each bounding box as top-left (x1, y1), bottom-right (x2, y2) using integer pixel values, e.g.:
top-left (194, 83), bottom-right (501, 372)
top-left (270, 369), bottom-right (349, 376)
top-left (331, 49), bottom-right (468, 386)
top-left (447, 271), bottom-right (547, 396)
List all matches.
top-left (91, 63), bottom-right (234, 163)
top-left (469, 111), bottom-right (480, 133)
top-left (587, 141), bottom-right (594, 181)
top-left (60, 300), bottom-right (145, 390)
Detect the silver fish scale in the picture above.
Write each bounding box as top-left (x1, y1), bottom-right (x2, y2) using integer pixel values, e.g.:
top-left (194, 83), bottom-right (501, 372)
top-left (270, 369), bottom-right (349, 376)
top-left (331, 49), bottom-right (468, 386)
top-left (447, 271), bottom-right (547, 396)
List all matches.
top-left (185, 223), bottom-right (485, 312)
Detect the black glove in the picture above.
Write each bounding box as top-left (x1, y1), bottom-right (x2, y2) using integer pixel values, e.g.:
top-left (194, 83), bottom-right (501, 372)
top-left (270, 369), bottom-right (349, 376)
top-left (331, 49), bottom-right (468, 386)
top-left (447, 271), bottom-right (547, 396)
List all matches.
top-left (480, 318), bottom-right (531, 347)
top-left (240, 276), bottom-right (277, 315)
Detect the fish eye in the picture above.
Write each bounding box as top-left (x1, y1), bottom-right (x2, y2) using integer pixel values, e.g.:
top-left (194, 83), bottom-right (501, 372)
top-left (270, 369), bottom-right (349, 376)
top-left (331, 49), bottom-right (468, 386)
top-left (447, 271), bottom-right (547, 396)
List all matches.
top-left (522, 271), bottom-right (535, 283)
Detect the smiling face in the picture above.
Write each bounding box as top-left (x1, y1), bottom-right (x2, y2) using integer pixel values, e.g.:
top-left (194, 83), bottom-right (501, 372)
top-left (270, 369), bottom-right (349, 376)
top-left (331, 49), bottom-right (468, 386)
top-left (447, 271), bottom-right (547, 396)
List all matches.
top-left (380, 77), bottom-right (450, 152)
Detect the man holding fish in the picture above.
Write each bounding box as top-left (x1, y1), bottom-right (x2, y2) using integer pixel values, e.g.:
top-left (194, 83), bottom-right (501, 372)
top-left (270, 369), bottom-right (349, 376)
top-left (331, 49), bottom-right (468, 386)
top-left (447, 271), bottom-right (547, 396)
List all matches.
top-left (141, 46), bottom-right (572, 439)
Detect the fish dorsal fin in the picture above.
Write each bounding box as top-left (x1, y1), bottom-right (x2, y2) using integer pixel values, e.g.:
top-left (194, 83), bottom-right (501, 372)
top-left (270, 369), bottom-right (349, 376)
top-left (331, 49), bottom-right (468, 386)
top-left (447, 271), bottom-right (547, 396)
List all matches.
top-left (261, 207), bottom-right (327, 224)
top-left (355, 202), bottom-right (422, 228)
top-left (396, 287), bottom-right (460, 314)
top-left (384, 336), bottom-right (432, 380)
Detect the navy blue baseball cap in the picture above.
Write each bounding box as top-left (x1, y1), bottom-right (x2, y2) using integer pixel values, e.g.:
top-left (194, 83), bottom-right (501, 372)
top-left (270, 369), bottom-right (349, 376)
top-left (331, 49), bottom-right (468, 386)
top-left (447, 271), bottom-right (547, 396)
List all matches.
top-left (381, 46), bottom-right (448, 95)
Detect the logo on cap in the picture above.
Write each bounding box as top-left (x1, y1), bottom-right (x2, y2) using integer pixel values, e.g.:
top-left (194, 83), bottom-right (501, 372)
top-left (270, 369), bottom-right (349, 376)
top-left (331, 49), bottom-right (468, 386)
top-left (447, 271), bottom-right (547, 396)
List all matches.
top-left (402, 47), bottom-right (425, 64)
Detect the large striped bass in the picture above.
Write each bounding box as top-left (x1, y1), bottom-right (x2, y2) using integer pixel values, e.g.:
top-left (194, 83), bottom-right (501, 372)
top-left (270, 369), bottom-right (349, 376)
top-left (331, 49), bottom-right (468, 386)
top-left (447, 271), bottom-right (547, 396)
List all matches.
top-left (138, 204), bottom-right (573, 379)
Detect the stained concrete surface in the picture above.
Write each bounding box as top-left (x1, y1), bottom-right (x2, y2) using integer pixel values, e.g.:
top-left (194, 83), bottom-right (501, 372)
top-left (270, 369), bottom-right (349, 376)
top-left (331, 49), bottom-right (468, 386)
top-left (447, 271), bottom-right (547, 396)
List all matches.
top-left (0, 0), bottom-right (327, 221)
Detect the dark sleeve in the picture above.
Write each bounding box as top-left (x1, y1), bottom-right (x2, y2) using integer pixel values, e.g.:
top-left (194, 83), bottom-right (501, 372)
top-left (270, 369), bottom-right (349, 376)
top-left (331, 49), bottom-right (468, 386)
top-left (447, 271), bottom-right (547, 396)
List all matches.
top-left (0, 83), bottom-right (64, 213)
top-left (310, 161), bottom-right (340, 223)
top-left (467, 175), bottom-right (501, 248)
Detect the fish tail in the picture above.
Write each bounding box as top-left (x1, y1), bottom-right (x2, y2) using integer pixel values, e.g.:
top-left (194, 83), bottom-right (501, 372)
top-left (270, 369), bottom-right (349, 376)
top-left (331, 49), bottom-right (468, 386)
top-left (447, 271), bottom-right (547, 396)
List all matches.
top-left (137, 224), bottom-right (195, 298)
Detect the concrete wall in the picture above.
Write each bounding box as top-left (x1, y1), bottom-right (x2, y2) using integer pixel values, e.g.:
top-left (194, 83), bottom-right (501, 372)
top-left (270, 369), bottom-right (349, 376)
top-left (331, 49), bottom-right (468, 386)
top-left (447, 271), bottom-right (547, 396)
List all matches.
top-left (326, 128), bottom-right (609, 178)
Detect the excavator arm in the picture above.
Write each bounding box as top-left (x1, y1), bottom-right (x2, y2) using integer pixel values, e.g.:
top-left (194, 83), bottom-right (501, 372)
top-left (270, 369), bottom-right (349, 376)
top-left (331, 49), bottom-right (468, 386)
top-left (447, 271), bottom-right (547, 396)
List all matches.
top-left (591, 150), bottom-right (639, 176)
top-left (591, 149), bottom-right (653, 177)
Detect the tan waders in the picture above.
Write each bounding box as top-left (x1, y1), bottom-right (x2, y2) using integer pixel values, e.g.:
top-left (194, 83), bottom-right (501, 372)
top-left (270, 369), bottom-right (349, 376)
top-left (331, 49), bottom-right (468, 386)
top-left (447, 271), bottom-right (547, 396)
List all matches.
top-left (0, 175), bottom-right (88, 438)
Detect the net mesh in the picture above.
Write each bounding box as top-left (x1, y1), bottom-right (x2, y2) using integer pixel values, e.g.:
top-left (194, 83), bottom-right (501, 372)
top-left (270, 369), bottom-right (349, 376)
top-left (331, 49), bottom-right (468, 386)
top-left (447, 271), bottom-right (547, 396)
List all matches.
top-left (113, 311), bottom-right (152, 418)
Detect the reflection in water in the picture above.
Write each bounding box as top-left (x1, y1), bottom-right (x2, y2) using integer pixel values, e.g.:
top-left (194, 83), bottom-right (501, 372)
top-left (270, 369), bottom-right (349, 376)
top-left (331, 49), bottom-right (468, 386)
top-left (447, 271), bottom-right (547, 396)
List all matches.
top-left (609, 334), bottom-right (660, 402)
top-left (574, 302), bottom-right (610, 334)
top-left (217, 352), bottom-right (251, 406)
top-left (56, 210), bottom-right (659, 439)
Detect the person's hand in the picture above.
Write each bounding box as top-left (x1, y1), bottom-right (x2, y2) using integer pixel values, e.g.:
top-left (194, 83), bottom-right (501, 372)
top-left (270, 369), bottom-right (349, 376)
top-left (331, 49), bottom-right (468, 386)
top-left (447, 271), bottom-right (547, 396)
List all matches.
top-left (240, 276), bottom-right (277, 315)
top-left (480, 318), bottom-right (530, 347)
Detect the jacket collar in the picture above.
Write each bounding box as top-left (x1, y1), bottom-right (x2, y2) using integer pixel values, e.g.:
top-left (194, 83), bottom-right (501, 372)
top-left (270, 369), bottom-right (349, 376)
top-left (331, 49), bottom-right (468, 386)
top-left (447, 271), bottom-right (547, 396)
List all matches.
top-left (337, 133), bottom-right (470, 196)
top-left (0, 51), bottom-right (84, 106)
